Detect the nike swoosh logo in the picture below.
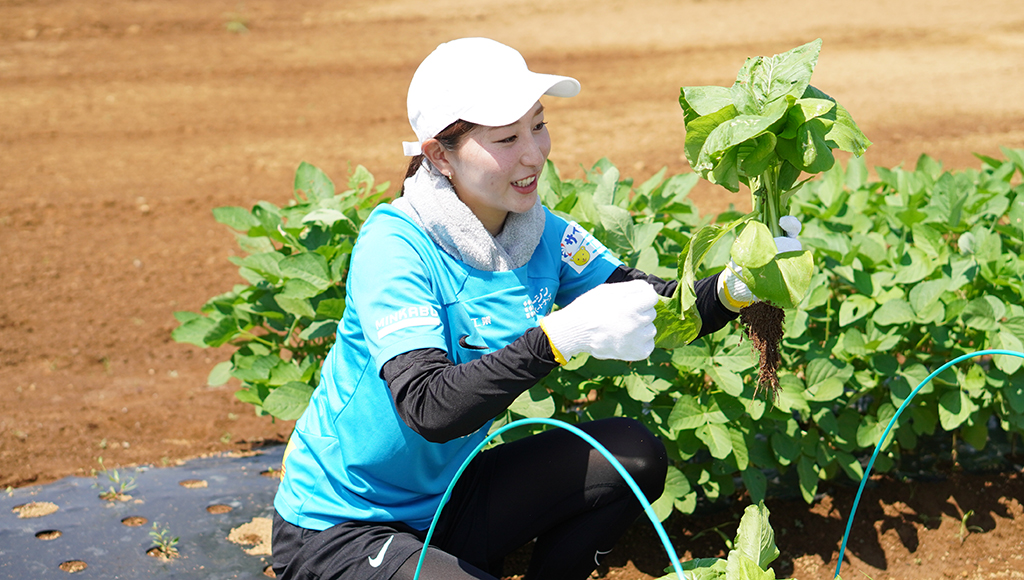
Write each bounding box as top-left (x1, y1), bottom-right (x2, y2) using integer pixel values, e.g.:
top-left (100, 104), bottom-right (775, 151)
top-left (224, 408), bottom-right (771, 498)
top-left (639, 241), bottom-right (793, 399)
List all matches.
top-left (368, 534), bottom-right (394, 568)
top-left (458, 335), bottom-right (487, 350)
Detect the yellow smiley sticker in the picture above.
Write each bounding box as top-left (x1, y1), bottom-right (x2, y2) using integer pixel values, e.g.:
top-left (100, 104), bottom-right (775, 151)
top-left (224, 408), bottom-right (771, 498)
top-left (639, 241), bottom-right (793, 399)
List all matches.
top-left (571, 247), bottom-right (590, 267)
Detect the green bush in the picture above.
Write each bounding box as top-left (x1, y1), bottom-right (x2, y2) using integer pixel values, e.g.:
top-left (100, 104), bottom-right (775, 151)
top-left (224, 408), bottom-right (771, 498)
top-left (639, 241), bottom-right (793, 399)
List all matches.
top-left (174, 148), bottom-right (1024, 519)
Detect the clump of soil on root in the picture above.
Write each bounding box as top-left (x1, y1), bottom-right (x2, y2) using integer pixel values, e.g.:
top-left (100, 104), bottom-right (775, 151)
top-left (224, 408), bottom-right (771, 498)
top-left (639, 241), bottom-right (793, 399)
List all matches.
top-left (740, 301), bottom-right (786, 401)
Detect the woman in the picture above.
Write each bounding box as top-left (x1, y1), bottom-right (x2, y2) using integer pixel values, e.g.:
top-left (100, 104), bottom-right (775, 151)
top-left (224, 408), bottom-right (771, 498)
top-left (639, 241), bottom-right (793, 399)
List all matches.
top-left (272, 37), bottom-right (789, 580)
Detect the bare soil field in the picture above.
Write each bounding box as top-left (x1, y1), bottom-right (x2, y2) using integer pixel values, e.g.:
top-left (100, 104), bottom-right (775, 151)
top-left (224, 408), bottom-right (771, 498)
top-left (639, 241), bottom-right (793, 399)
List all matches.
top-left (2, 1), bottom-right (1024, 578)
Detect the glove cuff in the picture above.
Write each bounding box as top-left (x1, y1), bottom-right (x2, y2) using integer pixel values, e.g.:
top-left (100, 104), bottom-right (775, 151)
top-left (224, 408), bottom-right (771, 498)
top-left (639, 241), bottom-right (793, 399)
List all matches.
top-left (538, 318), bottom-right (569, 365)
top-left (539, 314), bottom-right (589, 364)
top-left (717, 267), bottom-right (753, 313)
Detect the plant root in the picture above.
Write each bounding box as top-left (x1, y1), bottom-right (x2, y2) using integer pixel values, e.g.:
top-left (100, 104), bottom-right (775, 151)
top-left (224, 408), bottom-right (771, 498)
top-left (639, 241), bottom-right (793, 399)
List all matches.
top-left (740, 301), bottom-right (786, 401)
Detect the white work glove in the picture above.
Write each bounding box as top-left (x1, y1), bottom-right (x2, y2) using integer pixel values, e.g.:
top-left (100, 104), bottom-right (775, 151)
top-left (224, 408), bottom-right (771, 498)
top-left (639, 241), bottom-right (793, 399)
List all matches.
top-left (539, 279), bottom-right (658, 363)
top-left (718, 216), bottom-right (802, 312)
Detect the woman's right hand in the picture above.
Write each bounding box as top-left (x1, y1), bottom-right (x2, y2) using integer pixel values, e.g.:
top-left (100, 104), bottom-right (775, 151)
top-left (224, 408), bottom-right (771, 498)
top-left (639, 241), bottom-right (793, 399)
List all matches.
top-left (539, 279), bottom-right (658, 363)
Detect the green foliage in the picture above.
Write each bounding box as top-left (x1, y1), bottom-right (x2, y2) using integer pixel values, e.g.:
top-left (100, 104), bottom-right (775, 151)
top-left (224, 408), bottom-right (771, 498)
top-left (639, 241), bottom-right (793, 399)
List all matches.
top-left (93, 456), bottom-right (138, 501)
top-left (149, 523), bottom-right (180, 559)
top-left (655, 502), bottom-right (789, 580)
top-left (175, 147), bottom-right (1024, 523)
top-left (172, 162), bottom-right (389, 419)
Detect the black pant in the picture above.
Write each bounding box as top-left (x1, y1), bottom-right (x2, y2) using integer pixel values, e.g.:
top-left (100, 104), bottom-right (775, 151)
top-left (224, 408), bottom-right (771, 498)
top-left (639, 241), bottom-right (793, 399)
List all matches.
top-left (272, 417), bottom-right (668, 580)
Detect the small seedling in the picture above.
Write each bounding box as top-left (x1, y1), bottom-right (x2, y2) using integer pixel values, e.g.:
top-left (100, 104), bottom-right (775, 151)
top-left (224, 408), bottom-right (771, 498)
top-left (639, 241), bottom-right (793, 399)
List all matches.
top-left (93, 456), bottom-right (137, 501)
top-left (690, 521), bottom-right (737, 551)
top-left (149, 523), bottom-right (180, 559)
top-left (957, 510), bottom-right (983, 543)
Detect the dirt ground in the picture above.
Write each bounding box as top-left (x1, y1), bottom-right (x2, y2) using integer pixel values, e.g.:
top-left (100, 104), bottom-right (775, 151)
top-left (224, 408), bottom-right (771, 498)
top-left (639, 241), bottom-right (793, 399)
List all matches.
top-left (2, 1), bottom-right (1024, 578)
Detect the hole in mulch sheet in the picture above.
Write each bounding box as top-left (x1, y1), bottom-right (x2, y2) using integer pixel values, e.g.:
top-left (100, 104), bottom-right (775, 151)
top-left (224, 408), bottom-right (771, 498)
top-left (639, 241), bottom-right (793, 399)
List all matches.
top-left (13, 501), bottom-right (59, 518)
top-left (264, 564), bottom-right (277, 577)
top-left (59, 560), bottom-right (87, 573)
top-left (35, 529), bottom-right (62, 540)
top-left (178, 478), bottom-right (208, 488)
top-left (207, 503), bottom-right (233, 514)
top-left (2, 444), bottom-right (286, 577)
top-left (146, 547), bottom-right (179, 561)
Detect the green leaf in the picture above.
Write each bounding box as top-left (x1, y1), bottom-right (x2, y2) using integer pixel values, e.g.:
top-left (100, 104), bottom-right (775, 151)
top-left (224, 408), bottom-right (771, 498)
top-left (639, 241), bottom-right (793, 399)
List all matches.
top-left (299, 319), bottom-right (338, 341)
top-left (707, 365), bottom-right (745, 397)
top-left (779, 98), bottom-right (836, 139)
top-left (508, 385), bottom-right (556, 418)
top-left (770, 430), bottom-right (801, 465)
top-left (872, 298), bottom-right (915, 326)
top-left (680, 85), bottom-right (735, 125)
top-left (171, 316), bottom-right (217, 347)
top-left (672, 558), bottom-right (728, 580)
top-left (891, 247), bottom-right (934, 285)
top-left (302, 208), bottom-right (356, 232)
top-left (315, 298), bottom-right (347, 320)
top-left (669, 395), bottom-right (714, 431)
top-left (731, 38), bottom-right (822, 115)
top-left (731, 221), bottom-right (777, 269)
top-left (741, 468), bottom-right (768, 503)
top-left (797, 455), bottom-right (820, 503)
top-left (694, 100), bottom-right (791, 187)
top-left (203, 315), bottom-right (240, 348)
top-left (776, 118), bottom-right (836, 174)
top-left (939, 390), bottom-right (977, 430)
top-left (651, 466), bottom-right (692, 522)
top-left (961, 412), bottom-right (989, 450)
top-left (826, 101), bottom-right (872, 156)
top-left (280, 253), bottom-right (332, 291)
top-left (213, 206), bottom-right (259, 231)
top-left (207, 361), bottom-right (233, 387)
top-left (622, 373), bottom-right (670, 403)
top-left (262, 382), bottom-right (315, 421)
top-left (738, 249), bottom-right (815, 309)
top-left (839, 295), bottom-right (875, 326)
top-left (696, 423), bottom-right (733, 459)
top-left (275, 295), bottom-right (316, 319)
top-left (654, 294), bottom-right (699, 350)
top-left (993, 331), bottom-right (1024, 374)
top-left (234, 385), bottom-right (267, 406)
top-left (733, 501), bottom-right (780, 569)
top-left (725, 551), bottom-right (775, 580)
top-left (294, 161), bottom-right (335, 201)
top-left (962, 297), bottom-right (1001, 331)
top-left (683, 105), bottom-right (739, 172)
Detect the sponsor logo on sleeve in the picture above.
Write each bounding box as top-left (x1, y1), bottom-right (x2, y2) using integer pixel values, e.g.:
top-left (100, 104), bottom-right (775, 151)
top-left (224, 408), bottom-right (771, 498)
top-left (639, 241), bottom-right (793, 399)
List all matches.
top-left (375, 305), bottom-right (441, 339)
top-left (560, 222), bottom-right (606, 274)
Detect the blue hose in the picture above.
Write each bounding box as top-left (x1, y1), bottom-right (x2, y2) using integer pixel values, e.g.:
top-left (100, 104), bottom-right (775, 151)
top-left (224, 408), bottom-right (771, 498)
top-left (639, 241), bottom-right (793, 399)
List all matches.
top-left (833, 348), bottom-right (1024, 579)
top-left (413, 417), bottom-right (688, 580)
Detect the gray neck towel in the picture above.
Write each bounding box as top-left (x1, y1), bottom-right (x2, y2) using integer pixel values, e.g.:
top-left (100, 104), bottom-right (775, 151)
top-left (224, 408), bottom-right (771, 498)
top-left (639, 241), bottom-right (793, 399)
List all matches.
top-left (391, 162), bottom-right (545, 272)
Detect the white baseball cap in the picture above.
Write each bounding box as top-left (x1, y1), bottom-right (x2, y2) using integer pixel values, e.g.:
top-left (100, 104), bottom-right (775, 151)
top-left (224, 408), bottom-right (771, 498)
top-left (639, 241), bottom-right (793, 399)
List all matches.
top-left (402, 37), bottom-right (581, 156)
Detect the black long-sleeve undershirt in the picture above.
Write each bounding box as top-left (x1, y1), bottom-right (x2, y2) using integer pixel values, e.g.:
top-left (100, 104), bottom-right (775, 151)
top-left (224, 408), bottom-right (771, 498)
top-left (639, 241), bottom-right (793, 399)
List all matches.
top-left (381, 266), bottom-right (737, 443)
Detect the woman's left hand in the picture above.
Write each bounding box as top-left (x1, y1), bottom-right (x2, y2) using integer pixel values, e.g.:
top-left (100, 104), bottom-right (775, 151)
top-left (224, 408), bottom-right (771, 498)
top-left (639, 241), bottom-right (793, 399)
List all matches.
top-left (717, 216), bottom-right (802, 312)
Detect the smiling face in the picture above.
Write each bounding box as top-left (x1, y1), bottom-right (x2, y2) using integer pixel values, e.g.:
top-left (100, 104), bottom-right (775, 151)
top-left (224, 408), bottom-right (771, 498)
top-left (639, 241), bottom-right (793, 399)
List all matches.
top-left (424, 102), bottom-right (551, 236)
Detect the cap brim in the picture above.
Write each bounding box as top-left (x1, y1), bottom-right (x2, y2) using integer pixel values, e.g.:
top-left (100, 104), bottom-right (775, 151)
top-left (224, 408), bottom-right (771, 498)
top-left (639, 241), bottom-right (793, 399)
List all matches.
top-left (460, 73), bottom-right (580, 128)
top-left (541, 75), bottom-right (581, 98)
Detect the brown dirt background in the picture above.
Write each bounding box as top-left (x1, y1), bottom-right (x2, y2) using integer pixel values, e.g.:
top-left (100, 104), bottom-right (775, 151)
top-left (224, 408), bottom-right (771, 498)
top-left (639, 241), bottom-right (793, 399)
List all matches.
top-left (2, 1), bottom-right (1024, 578)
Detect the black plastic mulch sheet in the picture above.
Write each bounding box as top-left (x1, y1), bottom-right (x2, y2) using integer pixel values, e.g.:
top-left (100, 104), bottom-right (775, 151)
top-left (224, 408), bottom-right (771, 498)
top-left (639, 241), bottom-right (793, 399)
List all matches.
top-left (1, 444), bottom-right (285, 579)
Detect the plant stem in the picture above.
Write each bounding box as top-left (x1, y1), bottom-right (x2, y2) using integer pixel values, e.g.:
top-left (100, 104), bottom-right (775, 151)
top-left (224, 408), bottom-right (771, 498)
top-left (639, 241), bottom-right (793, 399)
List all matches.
top-left (752, 164), bottom-right (784, 236)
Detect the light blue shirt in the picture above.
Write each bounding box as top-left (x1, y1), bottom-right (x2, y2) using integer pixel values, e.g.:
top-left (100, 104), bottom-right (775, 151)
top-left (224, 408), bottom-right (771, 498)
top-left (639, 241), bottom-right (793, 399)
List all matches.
top-left (274, 203), bottom-right (620, 531)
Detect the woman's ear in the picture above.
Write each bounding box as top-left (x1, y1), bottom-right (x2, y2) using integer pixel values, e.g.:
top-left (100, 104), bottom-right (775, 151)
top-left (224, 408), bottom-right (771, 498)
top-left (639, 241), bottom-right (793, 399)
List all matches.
top-left (421, 138), bottom-right (455, 177)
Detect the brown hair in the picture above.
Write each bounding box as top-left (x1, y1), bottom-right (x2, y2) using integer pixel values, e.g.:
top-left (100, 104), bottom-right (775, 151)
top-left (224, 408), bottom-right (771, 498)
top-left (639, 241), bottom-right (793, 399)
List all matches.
top-left (401, 119), bottom-right (479, 193)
